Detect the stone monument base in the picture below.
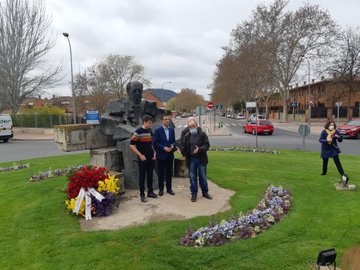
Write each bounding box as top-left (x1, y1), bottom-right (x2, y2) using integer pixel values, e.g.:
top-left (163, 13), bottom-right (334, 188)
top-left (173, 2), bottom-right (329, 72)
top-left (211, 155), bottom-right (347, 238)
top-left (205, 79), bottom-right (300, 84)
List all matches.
top-left (90, 147), bottom-right (123, 171)
top-left (174, 157), bottom-right (188, 178)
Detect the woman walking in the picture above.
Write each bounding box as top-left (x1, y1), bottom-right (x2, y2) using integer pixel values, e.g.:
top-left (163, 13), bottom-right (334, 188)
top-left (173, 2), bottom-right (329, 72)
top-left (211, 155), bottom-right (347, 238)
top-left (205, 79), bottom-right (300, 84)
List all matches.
top-left (319, 120), bottom-right (346, 177)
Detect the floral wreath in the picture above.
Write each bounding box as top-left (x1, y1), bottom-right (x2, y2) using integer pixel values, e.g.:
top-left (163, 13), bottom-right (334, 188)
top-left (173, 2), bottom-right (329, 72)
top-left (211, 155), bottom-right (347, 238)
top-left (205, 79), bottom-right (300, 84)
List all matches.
top-left (65, 166), bottom-right (120, 220)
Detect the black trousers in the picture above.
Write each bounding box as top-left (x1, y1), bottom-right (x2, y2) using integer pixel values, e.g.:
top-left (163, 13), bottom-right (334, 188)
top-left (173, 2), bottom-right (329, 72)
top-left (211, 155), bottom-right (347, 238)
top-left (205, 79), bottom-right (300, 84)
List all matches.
top-left (322, 156), bottom-right (344, 176)
top-left (157, 156), bottom-right (174, 192)
top-left (138, 159), bottom-right (154, 196)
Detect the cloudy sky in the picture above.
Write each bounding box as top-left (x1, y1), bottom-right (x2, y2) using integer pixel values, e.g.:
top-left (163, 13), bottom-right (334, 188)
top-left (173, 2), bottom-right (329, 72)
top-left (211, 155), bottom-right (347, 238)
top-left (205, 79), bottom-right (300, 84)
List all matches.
top-left (45, 0), bottom-right (360, 99)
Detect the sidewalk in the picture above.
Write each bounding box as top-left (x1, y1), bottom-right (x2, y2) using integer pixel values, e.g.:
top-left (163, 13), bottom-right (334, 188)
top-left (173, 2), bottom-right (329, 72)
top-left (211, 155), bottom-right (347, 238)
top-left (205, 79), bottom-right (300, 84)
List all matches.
top-left (12, 127), bottom-right (54, 140)
top-left (273, 121), bottom-right (324, 135)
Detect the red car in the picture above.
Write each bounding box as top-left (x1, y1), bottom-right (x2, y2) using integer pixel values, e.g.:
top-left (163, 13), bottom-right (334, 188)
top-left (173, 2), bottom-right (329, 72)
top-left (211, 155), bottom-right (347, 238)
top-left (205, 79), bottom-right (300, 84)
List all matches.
top-left (243, 120), bottom-right (274, 135)
top-left (338, 119), bottom-right (360, 139)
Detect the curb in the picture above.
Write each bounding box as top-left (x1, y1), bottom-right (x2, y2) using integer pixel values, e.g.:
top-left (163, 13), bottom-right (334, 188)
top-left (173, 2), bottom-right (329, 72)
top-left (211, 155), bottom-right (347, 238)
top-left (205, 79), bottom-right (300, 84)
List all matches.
top-left (12, 138), bottom-right (54, 141)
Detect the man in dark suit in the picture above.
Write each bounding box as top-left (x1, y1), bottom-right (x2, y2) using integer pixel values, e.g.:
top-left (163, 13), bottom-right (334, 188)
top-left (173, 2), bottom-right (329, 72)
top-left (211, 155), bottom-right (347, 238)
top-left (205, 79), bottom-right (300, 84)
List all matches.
top-left (153, 114), bottom-right (177, 196)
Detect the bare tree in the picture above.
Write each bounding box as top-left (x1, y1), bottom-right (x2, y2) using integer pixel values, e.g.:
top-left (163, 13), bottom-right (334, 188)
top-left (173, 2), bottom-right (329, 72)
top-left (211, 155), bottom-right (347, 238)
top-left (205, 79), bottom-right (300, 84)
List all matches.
top-left (174, 88), bottom-right (206, 113)
top-left (222, 0), bottom-right (337, 122)
top-left (73, 67), bottom-right (114, 114)
top-left (0, 0), bottom-right (60, 114)
top-left (73, 54), bottom-right (149, 113)
top-left (324, 27), bottom-right (360, 120)
top-left (103, 54), bottom-right (150, 99)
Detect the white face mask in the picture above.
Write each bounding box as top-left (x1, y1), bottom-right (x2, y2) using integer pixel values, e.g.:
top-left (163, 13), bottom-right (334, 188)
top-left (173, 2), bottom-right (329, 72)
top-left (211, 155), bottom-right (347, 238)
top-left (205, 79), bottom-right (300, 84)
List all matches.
top-left (190, 128), bottom-right (198, 135)
top-left (329, 125), bottom-right (335, 131)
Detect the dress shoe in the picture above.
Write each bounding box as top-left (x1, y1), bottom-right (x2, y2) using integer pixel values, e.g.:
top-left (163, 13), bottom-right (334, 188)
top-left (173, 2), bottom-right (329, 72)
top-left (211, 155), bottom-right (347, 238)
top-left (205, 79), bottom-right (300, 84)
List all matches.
top-left (321, 173), bottom-right (326, 176)
top-left (158, 190), bottom-right (164, 196)
top-left (140, 196), bottom-right (147, 203)
top-left (203, 193), bottom-right (213, 200)
top-left (167, 190), bottom-right (175, 195)
top-left (147, 192), bottom-right (158, 198)
top-left (191, 195), bottom-right (197, 202)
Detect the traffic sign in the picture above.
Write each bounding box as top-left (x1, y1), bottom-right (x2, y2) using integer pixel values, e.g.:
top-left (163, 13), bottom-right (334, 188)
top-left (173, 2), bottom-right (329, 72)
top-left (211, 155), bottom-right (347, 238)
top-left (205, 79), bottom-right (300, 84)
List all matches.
top-left (246, 102), bottom-right (257, 108)
top-left (335, 102), bottom-right (342, 107)
top-left (290, 101), bottom-right (297, 108)
top-left (86, 110), bottom-right (100, 124)
top-left (298, 124), bottom-right (310, 136)
top-left (216, 104), bottom-right (222, 110)
top-left (207, 102), bottom-right (214, 109)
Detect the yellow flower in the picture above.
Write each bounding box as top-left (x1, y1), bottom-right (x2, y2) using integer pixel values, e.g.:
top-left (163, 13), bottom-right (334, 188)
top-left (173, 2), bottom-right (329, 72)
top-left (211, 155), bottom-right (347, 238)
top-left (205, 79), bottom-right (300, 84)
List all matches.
top-left (65, 196), bottom-right (85, 216)
top-left (97, 175), bottom-right (120, 194)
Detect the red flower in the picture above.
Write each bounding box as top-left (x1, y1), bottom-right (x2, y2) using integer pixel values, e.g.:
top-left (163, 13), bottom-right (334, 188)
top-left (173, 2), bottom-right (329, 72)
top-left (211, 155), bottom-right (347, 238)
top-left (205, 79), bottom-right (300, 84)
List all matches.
top-left (66, 166), bottom-right (109, 199)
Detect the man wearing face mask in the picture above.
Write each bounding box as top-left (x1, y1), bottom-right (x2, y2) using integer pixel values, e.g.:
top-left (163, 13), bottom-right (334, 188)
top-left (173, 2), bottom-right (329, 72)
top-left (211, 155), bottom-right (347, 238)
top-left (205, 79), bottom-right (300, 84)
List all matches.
top-left (180, 120), bottom-right (212, 202)
top-left (319, 120), bottom-right (346, 177)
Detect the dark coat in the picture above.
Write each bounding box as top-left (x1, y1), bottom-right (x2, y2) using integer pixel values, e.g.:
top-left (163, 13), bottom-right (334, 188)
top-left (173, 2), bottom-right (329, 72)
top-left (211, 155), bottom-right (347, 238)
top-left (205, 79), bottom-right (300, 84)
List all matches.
top-left (319, 129), bottom-right (343, 158)
top-left (181, 127), bottom-right (210, 165)
top-left (153, 126), bottom-right (176, 160)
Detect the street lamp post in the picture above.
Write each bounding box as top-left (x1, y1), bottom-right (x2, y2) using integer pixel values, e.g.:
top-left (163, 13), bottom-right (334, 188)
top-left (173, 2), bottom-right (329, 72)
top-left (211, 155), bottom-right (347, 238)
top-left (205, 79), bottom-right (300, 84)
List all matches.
top-left (63, 33), bottom-right (76, 124)
top-left (160, 81), bottom-right (172, 109)
top-left (303, 56), bottom-right (311, 125)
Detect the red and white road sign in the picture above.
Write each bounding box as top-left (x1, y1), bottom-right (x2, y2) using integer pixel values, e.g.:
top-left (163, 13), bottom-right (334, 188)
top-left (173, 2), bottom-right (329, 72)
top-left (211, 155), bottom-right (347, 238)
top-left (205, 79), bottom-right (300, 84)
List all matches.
top-left (207, 102), bottom-right (214, 109)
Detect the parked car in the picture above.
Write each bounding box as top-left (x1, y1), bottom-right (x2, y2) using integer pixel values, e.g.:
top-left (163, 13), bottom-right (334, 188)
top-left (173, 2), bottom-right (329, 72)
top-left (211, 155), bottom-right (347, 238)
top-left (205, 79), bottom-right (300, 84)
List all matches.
top-left (243, 120), bottom-right (274, 135)
top-left (234, 113), bottom-right (245, 119)
top-left (226, 113), bottom-right (232, 118)
top-left (338, 119), bottom-right (360, 139)
top-left (0, 114), bottom-right (14, 142)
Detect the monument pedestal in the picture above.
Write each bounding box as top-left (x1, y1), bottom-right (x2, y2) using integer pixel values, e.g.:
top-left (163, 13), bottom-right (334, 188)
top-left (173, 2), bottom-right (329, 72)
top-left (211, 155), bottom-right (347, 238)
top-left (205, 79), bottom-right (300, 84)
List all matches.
top-left (174, 157), bottom-right (188, 178)
top-left (90, 147), bottom-right (122, 171)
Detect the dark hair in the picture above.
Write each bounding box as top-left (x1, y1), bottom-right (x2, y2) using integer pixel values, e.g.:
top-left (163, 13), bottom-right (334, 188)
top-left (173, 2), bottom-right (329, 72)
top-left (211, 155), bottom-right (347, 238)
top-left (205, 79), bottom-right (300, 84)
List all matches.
top-left (142, 114), bottom-right (153, 123)
top-left (324, 120), bottom-right (336, 129)
top-left (161, 114), bottom-right (171, 120)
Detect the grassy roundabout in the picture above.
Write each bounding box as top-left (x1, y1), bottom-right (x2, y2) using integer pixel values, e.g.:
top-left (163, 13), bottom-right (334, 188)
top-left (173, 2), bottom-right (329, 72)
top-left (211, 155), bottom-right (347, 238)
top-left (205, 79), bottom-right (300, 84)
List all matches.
top-left (0, 150), bottom-right (359, 269)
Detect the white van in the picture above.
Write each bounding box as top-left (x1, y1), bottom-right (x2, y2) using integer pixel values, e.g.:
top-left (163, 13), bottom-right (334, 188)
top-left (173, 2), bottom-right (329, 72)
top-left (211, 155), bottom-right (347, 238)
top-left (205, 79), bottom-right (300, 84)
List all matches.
top-left (0, 114), bottom-right (14, 142)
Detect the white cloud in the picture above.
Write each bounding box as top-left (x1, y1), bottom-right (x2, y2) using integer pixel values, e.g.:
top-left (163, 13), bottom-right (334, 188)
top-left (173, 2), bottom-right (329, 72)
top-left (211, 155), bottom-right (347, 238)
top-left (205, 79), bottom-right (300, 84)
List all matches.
top-left (43, 0), bottom-right (360, 100)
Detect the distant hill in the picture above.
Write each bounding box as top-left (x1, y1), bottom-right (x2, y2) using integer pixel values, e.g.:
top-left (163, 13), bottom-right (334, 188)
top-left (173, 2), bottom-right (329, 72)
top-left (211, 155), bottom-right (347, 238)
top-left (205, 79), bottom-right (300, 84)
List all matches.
top-left (144, 88), bottom-right (176, 102)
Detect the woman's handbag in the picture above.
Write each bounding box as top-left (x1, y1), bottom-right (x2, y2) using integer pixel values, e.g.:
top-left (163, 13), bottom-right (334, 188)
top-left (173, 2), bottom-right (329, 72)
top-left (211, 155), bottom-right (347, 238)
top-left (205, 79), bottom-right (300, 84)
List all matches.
top-left (334, 144), bottom-right (341, 153)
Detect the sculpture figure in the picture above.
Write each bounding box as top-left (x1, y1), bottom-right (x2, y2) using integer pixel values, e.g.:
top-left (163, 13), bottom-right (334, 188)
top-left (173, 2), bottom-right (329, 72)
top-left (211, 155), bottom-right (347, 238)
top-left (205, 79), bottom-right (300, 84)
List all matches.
top-left (100, 81), bottom-right (163, 188)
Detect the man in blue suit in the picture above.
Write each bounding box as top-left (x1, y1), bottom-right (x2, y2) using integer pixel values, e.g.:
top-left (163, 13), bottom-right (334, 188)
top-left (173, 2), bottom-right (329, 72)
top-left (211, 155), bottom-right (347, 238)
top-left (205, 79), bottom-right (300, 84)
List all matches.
top-left (153, 114), bottom-right (176, 196)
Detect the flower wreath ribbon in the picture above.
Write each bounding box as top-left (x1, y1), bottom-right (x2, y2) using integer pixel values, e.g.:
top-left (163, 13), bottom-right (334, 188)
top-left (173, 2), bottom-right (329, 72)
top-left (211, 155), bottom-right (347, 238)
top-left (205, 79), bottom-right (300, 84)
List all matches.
top-left (73, 187), bottom-right (105, 220)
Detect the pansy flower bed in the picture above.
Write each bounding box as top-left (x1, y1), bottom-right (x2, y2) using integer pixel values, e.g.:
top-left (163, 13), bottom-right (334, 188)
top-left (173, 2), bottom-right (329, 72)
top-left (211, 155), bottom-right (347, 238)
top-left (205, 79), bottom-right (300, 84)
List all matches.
top-left (65, 166), bottom-right (120, 220)
top-left (210, 146), bottom-right (279, 154)
top-left (0, 163), bottom-right (30, 172)
top-left (180, 185), bottom-right (291, 247)
top-left (29, 165), bottom-right (86, 182)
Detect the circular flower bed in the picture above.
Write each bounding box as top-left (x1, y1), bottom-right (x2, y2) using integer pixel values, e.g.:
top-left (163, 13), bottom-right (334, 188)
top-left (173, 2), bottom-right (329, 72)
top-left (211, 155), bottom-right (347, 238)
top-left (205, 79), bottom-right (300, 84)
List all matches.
top-left (180, 185), bottom-right (291, 247)
top-left (65, 166), bottom-right (120, 219)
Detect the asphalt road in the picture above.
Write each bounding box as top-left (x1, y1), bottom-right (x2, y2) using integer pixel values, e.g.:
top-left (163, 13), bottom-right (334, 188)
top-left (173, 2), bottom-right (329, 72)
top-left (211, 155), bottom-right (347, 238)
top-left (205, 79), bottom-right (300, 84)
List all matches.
top-left (0, 117), bottom-right (359, 163)
top-left (174, 116), bottom-right (360, 155)
top-left (0, 140), bottom-right (88, 163)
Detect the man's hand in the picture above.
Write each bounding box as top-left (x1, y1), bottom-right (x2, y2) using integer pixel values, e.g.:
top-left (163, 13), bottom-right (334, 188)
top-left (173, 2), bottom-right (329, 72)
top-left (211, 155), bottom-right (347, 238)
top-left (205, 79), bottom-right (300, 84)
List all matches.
top-left (176, 146), bottom-right (181, 154)
top-left (164, 147), bottom-right (172, 153)
top-left (193, 145), bottom-right (199, 154)
top-left (152, 153), bottom-right (156, 160)
top-left (139, 154), bottom-right (146, 161)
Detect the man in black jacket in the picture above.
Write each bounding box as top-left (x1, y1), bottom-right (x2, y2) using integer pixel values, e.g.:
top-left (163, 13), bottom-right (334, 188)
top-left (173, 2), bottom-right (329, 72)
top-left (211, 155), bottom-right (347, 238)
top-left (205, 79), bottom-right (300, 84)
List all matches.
top-left (180, 120), bottom-right (212, 202)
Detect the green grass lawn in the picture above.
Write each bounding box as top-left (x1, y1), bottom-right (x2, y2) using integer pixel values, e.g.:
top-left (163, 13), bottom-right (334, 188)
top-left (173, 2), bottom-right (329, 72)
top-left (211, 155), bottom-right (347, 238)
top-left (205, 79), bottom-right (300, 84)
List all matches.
top-left (0, 151), bottom-right (359, 270)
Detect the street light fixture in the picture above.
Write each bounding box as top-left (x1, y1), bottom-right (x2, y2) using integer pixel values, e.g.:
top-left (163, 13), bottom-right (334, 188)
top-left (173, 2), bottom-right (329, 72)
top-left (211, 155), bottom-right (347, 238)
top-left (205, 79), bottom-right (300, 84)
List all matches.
top-left (161, 81), bottom-right (172, 89)
top-left (63, 32), bottom-right (76, 124)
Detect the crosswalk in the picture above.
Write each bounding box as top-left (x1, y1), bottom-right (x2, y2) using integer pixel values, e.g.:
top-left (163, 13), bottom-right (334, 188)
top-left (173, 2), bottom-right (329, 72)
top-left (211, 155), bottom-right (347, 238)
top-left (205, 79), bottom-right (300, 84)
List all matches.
top-left (175, 123), bottom-right (242, 129)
